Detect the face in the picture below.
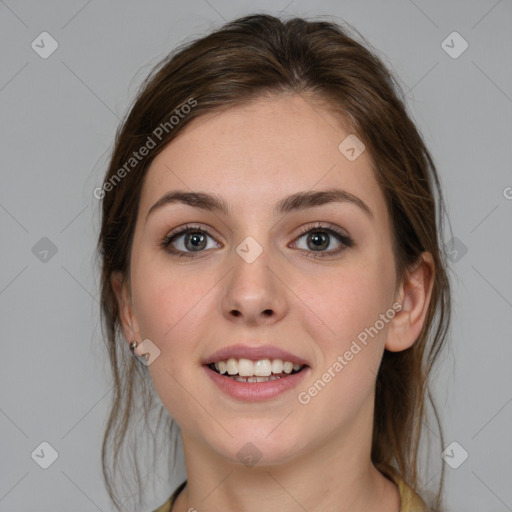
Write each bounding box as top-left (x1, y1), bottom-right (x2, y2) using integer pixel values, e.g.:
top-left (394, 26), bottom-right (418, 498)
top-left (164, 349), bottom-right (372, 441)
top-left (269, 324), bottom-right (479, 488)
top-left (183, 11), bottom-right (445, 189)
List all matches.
top-left (114, 93), bottom-right (415, 467)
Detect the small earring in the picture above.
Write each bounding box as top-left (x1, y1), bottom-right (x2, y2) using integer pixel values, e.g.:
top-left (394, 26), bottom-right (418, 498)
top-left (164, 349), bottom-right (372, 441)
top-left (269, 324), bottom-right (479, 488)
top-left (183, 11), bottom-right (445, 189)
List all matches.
top-left (129, 339), bottom-right (153, 366)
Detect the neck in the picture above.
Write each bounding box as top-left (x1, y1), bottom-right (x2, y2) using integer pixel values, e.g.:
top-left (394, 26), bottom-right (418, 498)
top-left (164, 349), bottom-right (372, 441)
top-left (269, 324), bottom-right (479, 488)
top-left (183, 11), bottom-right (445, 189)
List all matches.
top-left (172, 400), bottom-right (400, 512)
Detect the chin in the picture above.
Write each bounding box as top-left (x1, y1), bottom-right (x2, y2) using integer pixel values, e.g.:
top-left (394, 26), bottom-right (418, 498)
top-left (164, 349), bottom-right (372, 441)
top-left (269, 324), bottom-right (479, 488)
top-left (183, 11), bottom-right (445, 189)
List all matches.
top-left (204, 428), bottom-right (306, 468)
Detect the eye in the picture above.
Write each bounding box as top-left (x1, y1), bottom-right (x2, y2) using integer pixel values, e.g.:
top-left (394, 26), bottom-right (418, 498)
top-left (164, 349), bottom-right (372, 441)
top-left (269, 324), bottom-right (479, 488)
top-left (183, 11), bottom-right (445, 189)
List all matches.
top-left (161, 222), bottom-right (353, 259)
top-left (291, 222), bottom-right (354, 258)
top-left (161, 224), bottom-right (220, 257)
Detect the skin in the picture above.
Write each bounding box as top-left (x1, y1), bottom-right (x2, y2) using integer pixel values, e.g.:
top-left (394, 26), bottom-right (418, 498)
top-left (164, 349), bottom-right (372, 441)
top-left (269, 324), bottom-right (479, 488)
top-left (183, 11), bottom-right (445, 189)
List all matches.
top-left (112, 93), bottom-right (435, 512)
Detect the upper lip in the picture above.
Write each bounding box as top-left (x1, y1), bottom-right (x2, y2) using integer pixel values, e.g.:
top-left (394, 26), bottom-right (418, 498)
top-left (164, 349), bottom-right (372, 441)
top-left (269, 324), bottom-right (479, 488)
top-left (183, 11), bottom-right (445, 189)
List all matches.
top-left (203, 344), bottom-right (309, 366)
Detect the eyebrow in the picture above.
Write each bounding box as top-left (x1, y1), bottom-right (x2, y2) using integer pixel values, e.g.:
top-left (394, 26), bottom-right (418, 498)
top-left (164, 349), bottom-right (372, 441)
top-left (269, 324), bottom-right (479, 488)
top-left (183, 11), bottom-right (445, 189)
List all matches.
top-left (146, 188), bottom-right (373, 221)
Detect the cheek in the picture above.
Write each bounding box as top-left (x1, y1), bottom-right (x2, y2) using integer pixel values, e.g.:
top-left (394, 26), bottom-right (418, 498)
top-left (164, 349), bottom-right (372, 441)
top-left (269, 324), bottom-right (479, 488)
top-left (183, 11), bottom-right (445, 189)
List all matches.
top-left (294, 267), bottom-right (394, 422)
top-left (292, 253), bottom-right (395, 413)
top-left (131, 247), bottom-right (210, 341)
top-left (129, 253), bottom-right (220, 404)
top-left (301, 255), bottom-right (394, 349)
top-left (130, 262), bottom-right (213, 424)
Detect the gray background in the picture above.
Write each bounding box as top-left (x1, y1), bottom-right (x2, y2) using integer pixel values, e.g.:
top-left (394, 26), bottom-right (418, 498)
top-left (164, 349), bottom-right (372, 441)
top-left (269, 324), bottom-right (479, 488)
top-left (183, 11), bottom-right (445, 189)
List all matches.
top-left (1, 0), bottom-right (511, 511)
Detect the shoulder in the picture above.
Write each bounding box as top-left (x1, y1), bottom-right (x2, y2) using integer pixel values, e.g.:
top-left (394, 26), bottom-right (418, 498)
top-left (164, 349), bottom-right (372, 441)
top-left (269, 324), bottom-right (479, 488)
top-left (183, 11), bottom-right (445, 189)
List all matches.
top-left (152, 501), bottom-right (171, 512)
top-left (396, 479), bottom-right (428, 511)
top-left (385, 469), bottom-right (428, 512)
top-left (151, 480), bottom-right (187, 512)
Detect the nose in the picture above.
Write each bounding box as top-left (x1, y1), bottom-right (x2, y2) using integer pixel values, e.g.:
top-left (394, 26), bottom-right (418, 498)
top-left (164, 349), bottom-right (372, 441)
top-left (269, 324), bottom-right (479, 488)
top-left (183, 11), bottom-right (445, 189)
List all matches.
top-left (220, 247), bottom-right (288, 326)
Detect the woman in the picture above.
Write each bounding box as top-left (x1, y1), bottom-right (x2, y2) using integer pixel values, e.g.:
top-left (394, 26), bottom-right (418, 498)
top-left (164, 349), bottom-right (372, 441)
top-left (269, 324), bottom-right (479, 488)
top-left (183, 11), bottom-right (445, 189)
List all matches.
top-left (97, 13), bottom-right (452, 512)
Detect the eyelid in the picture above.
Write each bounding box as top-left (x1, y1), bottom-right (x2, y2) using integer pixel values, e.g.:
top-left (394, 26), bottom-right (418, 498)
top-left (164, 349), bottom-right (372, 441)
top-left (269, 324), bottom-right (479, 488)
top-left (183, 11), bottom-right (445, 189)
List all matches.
top-left (164, 223), bottom-right (216, 240)
top-left (294, 221), bottom-right (350, 239)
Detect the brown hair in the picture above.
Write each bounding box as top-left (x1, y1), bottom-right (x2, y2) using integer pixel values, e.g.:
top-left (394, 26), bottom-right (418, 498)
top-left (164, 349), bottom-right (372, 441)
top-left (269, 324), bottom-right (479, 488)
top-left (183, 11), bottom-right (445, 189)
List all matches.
top-left (97, 13), bottom-right (452, 511)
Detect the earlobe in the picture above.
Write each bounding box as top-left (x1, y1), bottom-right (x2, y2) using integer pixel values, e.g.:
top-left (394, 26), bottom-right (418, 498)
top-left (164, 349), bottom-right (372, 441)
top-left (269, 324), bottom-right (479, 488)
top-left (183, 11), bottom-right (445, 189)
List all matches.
top-left (110, 271), bottom-right (140, 344)
top-left (385, 252), bottom-right (435, 352)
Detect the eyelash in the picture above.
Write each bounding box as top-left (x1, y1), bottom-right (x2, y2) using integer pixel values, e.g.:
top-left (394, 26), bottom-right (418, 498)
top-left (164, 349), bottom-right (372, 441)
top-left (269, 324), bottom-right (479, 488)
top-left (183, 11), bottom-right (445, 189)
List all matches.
top-left (161, 222), bottom-right (354, 259)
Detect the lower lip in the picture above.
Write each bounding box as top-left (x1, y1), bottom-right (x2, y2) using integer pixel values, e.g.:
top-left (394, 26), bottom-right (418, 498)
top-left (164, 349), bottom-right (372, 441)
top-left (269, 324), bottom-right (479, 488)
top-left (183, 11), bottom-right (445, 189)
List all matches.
top-left (203, 365), bottom-right (310, 402)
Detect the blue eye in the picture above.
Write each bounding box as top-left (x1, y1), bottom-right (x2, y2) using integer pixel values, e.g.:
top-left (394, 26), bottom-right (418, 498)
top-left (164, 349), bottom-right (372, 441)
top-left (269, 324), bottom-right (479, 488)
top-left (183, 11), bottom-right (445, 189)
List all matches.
top-left (161, 222), bottom-right (353, 259)
top-left (292, 223), bottom-right (353, 259)
top-left (161, 224), bottom-right (219, 257)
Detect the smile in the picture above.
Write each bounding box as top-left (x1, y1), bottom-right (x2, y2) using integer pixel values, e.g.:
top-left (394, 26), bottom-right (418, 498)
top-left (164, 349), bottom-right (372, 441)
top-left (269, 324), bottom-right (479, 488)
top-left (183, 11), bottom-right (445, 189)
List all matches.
top-left (204, 359), bottom-right (310, 402)
top-left (209, 357), bottom-right (306, 382)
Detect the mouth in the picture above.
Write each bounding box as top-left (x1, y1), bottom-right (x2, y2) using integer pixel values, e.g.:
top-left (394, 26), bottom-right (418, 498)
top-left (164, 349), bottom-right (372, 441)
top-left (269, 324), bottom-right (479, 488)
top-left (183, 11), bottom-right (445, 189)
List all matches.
top-left (206, 358), bottom-right (307, 383)
top-left (202, 344), bottom-right (310, 401)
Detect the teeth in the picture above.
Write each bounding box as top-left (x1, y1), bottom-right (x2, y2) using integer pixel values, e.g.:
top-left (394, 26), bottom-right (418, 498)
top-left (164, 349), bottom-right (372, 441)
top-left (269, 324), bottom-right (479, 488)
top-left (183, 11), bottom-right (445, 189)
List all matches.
top-left (238, 358), bottom-right (254, 377)
top-left (226, 358), bottom-right (238, 375)
top-left (271, 359), bottom-right (283, 374)
top-left (254, 359), bottom-right (272, 376)
top-left (283, 361), bottom-right (293, 373)
top-left (234, 375), bottom-right (281, 383)
top-left (211, 357), bottom-right (304, 377)
top-left (218, 360), bottom-right (227, 374)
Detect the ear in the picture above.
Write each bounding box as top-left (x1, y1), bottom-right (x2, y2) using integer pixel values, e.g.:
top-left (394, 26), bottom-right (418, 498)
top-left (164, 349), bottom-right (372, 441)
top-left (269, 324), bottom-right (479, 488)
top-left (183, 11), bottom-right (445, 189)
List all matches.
top-left (385, 251), bottom-right (435, 352)
top-left (110, 271), bottom-right (141, 345)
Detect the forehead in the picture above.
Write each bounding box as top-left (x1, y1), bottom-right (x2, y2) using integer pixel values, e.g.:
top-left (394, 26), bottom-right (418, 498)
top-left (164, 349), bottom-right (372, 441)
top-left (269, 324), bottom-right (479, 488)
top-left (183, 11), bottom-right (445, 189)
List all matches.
top-left (140, 94), bottom-right (387, 220)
